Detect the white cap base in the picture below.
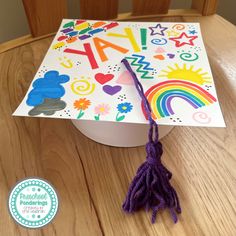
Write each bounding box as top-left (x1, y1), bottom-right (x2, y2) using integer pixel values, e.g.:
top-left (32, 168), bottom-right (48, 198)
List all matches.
top-left (71, 120), bottom-right (173, 147)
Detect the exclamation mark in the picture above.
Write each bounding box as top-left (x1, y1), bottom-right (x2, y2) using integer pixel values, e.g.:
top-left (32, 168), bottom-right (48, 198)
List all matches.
top-left (140, 28), bottom-right (147, 50)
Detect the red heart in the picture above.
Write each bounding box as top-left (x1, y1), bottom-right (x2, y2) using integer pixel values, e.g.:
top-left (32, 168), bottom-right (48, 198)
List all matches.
top-left (95, 73), bottom-right (114, 85)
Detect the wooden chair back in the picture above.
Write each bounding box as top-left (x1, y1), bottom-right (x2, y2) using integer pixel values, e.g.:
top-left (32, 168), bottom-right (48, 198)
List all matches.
top-left (22, 0), bottom-right (218, 37)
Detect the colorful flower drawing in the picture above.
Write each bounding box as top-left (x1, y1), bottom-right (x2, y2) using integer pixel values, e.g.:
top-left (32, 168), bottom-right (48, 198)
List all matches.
top-left (74, 98), bottom-right (91, 119)
top-left (116, 102), bottom-right (133, 121)
top-left (94, 103), bottom-right (110, 120)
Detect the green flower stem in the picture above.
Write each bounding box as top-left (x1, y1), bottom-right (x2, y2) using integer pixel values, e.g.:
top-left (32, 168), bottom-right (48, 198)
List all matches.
top-left (77, 109), bottom-right (85, 119)
top-left (94, 114), bottom-right (100, 121)
top-left (116, 112), bottom-right (120, 121)
top-left (116, 112), bottom-right (125, 122)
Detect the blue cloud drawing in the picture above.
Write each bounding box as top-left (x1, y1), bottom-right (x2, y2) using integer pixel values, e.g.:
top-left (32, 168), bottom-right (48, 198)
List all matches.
top-left (26, 70), bottom-right (70, 106)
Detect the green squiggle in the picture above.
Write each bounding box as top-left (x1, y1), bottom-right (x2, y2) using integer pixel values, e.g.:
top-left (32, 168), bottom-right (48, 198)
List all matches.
top-left (180, 52), bottom-right (199, 61)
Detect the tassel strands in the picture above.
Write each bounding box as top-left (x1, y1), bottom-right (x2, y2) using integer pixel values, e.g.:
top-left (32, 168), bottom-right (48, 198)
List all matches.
top-left (121, 58), bottom-right (181, 223)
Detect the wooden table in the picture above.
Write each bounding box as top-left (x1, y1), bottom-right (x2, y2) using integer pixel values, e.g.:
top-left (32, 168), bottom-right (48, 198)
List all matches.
top-left (0, 14), bottom-right (236, 236)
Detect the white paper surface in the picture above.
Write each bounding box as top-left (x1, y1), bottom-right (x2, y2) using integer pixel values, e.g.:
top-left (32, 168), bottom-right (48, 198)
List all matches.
top-left (13, 20), bottom-right (225, 127)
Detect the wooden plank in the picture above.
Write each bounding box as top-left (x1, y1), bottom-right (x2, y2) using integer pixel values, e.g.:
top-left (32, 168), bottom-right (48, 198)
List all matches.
top-left (22, 0), bottom-right (67, 37)
top-left (0, 33), bottom-right (55, 54)
top-left (192, 0), bottom-right (218, 16)
top-left (202, 0), bottom-right (218, 15)
top-left (191, 0), bottom-right (205, 14)
top-left (132, 0), bottom-right (171, 16)
top-left (116, 9), bottom-right (201, 21)
top-left (80, 0), bottom-right (118, 20)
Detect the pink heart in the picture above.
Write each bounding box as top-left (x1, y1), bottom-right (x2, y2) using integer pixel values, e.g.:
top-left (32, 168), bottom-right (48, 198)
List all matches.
top-left (116, 71), bottom-right (134, 85)
top-left (155, 47), bottom-right (166, 53)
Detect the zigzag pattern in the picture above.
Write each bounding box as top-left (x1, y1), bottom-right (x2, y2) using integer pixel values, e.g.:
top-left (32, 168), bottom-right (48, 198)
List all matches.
top-left (125, 54), bottom-right (154, 79)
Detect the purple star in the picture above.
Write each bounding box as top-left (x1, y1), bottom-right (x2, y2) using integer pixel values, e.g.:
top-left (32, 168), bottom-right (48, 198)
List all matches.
top-left (148, 24), bottom-right (168, 36)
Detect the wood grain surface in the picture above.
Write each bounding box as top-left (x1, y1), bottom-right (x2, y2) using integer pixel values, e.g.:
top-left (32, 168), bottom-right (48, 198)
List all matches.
top-left (192, 0), bottom-right (218, 16)
top-left (0, 15), bottom-right (236, 236)
top-left (80, 0), bottom-right (119, 20)
top-left (132, 0), bottom-right (171, 16)
top-left (22, 0), bottom-right (67, 37)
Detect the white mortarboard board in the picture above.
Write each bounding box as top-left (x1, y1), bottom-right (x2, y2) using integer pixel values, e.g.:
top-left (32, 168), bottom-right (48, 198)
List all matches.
top-left (14, 19), bottom-right (225, 129)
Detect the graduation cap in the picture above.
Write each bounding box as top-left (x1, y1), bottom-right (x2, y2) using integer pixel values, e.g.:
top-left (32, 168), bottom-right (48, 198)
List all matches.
top-left (14, 19), bottom-right (225, 223)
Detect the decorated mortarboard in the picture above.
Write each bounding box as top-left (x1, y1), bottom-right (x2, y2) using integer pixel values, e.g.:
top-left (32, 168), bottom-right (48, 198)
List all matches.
top-left (14, 19), bottom-right (225, 223)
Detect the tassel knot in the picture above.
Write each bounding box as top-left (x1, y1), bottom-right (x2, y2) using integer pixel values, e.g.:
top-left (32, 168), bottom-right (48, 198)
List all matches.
top-left (146, 142), bottom-right (162, 165)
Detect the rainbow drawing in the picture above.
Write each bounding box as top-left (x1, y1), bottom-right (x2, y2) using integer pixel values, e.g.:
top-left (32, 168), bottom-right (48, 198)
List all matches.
top-left (142, 80), bottom-right (217, 119)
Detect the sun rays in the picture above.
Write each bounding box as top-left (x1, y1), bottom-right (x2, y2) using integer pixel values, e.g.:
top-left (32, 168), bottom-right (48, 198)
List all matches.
top-left (159, 63), bottom-right (212, 85)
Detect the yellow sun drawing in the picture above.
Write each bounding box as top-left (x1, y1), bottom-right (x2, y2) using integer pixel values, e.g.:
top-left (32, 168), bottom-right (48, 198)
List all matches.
top-left (159, 63), bottom-right (212, 85)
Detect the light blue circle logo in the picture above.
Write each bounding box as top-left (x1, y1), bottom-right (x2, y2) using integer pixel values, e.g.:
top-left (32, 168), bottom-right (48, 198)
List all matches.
top-left (8, 178), bottom-right (59, 228)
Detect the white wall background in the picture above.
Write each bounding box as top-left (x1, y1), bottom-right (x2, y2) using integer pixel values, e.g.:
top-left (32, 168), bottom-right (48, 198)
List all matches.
top-left (0, 0), bottom-right (235, 43)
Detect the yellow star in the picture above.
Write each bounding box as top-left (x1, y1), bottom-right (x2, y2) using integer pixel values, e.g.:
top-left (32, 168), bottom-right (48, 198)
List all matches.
top-left (166, 30), bottom-right (180, 37)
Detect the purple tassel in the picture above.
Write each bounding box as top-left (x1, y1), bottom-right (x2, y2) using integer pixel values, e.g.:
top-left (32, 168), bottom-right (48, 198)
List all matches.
top-left (121, 59), bottom-right (181, 223)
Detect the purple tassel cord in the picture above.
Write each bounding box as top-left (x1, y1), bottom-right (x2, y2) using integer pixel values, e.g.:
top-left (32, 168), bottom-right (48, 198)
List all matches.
top-left (121, 59), bottom-right (181, 223)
